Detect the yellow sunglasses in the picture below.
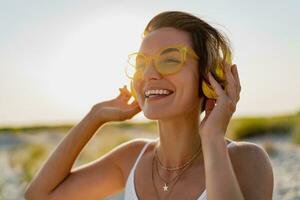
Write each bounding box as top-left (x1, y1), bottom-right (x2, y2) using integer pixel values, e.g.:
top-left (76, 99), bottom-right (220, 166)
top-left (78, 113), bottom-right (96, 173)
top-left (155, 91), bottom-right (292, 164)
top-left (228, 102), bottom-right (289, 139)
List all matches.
top-left (125, 44), bottom-right (199, 80)
top-left (125, 44), bottom-right (232, 100)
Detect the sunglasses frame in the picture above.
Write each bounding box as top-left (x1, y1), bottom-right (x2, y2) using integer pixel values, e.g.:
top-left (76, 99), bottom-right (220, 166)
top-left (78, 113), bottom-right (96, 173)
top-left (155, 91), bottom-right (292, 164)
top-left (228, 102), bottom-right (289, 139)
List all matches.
top-left (125, 44), bottom-right (199, 80)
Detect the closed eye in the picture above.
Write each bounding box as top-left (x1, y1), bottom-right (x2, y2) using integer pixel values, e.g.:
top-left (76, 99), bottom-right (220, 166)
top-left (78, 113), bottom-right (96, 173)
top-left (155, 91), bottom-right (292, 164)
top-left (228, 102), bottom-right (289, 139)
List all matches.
top-left (160, 59), bottom-right (181, 64)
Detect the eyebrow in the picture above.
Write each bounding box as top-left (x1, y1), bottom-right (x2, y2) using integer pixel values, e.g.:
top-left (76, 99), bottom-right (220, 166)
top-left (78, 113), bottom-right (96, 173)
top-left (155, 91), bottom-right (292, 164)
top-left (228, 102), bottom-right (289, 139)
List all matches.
top-left (160, 48), bottom-right (179, 55)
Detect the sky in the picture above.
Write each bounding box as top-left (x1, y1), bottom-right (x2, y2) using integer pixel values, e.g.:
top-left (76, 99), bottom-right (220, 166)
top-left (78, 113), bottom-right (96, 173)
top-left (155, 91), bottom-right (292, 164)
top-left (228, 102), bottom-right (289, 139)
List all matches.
top-left (0, 0), bottom-right (299, 126)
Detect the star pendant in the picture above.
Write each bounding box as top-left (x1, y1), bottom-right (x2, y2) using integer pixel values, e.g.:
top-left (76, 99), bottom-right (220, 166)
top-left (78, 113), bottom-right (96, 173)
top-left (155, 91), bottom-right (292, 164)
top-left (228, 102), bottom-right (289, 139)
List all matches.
top-left (163, 183), bottom-right (169, 192)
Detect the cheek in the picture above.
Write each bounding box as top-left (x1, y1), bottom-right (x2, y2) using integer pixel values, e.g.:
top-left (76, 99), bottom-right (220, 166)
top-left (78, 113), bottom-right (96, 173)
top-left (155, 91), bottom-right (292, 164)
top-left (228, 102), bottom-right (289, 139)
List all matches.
top-left (174, 69), bottom-right (200, 108)
top-left (181, 83), bottom-right (199, 104)
top-left (172, 75), bottom-right (199, 106)
top-left (177, 65), bottom-right (199, 96)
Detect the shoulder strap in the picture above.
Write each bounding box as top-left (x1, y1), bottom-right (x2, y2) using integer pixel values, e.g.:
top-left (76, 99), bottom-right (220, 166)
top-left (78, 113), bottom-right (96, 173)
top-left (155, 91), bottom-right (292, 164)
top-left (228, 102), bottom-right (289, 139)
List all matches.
top-left (131, 140), bottom-right (153, 171)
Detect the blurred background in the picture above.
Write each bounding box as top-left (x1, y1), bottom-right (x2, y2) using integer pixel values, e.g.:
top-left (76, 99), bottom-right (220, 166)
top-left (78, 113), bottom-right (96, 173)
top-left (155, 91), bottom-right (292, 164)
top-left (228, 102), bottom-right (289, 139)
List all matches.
top-left (0, 0), bottom-right (299, 199)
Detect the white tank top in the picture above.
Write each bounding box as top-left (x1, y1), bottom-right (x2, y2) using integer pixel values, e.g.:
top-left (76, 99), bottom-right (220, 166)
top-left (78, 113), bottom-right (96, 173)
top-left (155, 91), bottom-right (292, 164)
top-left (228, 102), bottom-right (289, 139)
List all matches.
top-left (124, 139), bottom-right (236, 200)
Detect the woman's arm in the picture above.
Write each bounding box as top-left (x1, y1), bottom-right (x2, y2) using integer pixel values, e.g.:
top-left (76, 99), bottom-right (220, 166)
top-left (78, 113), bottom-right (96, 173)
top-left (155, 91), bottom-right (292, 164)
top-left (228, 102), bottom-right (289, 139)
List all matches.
top-left (201, 134), bottom-right (274, 200)
top-left (201, 134), bottom-right (245, 200)
top-left (24, 86), bottom-right (141, 200)
top-left (26, 111), bottom-right (98, 197)
top-left (199, 63), bottom-right (273, 199)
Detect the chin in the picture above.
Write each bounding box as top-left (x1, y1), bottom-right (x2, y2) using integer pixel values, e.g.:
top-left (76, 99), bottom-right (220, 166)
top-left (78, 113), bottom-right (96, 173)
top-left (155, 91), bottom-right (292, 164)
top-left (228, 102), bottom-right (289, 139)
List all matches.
top-left (143, 110), bottom-right (164, 120)
top-left (142, 108), bottom-right (182, 120)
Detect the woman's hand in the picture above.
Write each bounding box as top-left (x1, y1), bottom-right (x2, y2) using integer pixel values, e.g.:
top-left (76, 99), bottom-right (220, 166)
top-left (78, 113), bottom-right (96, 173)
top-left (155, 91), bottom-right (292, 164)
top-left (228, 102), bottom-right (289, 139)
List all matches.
top-left (199, 63), bottom-right (241, 138)
top-left (90, 85), bottom-right (141, 123)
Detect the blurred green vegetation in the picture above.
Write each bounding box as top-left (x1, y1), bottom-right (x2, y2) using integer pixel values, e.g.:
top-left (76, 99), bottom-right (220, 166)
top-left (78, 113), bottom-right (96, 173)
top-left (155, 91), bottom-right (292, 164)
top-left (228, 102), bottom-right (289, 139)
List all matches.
top-left (1, 110), bottom-right (300, 145)
top-left (101, 121), bottom-right (158, 132)
top-left (290, 123), bottom-right (300, 144)
top-left (3, 121), bottom-right (158, 182)
top-left (0, 124), bottom-right (74, 134)
top-left (0, 121), bottom-right (158, 134)
top-left (227, 111), bottom-right (300, 144)
top-left (10, 143), bottom-right (48, 182)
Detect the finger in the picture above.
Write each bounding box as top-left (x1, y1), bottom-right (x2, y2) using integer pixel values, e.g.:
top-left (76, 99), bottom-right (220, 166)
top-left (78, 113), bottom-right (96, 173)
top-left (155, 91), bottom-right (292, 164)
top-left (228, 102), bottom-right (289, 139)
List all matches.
top-left (228, 64), bottom-right (241, 102)
top-left (208, 72), bottom-right (226, 98)
top-left (224, 63), bottom-right (237, 100)
top-left (117, 86), bottom-right (131, 102)
top-left (121, 85), bottom-right (132, 96)
top-left (200, 100), bottom-right (215, 129)
top-left (129, 100), bottom-right (140, 108)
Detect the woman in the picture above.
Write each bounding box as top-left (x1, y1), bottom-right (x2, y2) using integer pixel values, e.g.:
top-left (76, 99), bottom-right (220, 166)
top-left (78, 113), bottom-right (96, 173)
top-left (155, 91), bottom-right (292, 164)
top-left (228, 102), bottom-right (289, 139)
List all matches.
top-left (24, 11), bottom-right (274, 200)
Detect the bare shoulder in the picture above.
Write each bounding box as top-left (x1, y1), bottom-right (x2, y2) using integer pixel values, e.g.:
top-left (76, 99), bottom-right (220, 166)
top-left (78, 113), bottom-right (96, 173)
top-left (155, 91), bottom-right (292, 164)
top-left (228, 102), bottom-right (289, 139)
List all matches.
top-left (228, 140), bottom-right (273, 169)
top-left (228, 140), bottom-right (274, 199)
top-left (44, 138), bottom-right (154, 200)
top-left (108, 138), bottom-right (155, 182)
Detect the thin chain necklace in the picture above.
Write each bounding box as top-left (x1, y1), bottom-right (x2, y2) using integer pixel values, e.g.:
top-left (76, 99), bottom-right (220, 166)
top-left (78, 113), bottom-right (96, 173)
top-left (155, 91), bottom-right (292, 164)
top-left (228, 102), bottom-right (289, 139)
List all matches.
top-left (152, 152), bottom-right (199, 200)
top-left (155, 154), bottom-right (191, 194)
top-left (152, 143), bottom-right (202, 195)
top-left (155, 143), bottom-right (202, 171)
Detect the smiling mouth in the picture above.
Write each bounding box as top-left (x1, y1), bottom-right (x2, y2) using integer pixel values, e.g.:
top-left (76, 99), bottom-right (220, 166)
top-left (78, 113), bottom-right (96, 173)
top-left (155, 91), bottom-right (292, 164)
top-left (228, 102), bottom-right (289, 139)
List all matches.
top-left (144, 89), bottom-right (174, 99)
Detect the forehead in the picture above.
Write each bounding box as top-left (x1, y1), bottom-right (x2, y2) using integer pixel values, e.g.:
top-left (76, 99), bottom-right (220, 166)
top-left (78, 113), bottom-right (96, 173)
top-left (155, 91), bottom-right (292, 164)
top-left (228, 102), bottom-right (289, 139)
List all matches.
top-left (139, 27), bottom-right (193, 54)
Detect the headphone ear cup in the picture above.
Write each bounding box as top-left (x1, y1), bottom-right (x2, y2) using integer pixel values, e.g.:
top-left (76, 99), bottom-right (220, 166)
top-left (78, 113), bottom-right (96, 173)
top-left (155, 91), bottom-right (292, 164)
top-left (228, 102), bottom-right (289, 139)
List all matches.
top-left (130, 81), bottom-right (138, 101)
top-left (202, 79), bottom-right (217, 99)
top-left (202, 64), bottom-right (225, 99)
top-left (215, 51), bottom-right (232, 81)
top-left (215, 64), bottom-right (226, 82)
top-left (202, 52), bottom-right (232, 99)
top-left (226, 51), bottom-right (232, 65)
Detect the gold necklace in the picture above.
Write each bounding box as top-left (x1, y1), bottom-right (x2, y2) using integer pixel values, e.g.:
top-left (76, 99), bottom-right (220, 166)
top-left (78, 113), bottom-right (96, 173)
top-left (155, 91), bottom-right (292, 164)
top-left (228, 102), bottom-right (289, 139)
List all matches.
top-left (153, 143), bottom-right (201, 194)
top-left (155, 143), bottom-right (202, 171)
top-left (152, 152), bottom-right (199, 200)
top-left (155, 154), bottom-right (191, 193)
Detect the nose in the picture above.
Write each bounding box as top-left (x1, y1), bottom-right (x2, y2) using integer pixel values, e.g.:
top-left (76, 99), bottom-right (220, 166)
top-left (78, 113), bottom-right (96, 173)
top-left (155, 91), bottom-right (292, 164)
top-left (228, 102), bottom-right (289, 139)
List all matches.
top-left (142, 60), bottom-right (162, 81)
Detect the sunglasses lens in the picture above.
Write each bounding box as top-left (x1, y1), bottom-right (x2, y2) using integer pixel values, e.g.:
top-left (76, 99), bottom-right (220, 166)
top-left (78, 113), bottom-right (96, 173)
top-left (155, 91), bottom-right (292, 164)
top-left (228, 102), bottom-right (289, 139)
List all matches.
top-left (126, 47), bottom-right (185, 79)
top-left (156, 48), bottom-right (183, 74)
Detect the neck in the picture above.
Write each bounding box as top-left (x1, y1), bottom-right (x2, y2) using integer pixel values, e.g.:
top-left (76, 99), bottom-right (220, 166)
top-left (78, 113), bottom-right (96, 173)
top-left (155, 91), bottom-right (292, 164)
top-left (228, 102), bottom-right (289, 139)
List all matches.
top-left (156, 111), bottom-right (203, 168)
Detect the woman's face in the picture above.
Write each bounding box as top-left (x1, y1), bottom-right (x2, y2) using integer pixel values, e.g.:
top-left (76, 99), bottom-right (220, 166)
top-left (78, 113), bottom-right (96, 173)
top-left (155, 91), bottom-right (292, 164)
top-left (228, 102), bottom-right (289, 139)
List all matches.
top-left (133, 27), bottom-right (202, 120)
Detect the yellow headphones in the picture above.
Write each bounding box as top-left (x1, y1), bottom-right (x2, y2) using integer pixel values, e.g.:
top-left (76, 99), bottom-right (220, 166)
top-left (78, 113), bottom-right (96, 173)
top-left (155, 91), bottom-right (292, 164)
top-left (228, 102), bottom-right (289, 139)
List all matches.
top-left (202, 52), bottom-right (232, 99)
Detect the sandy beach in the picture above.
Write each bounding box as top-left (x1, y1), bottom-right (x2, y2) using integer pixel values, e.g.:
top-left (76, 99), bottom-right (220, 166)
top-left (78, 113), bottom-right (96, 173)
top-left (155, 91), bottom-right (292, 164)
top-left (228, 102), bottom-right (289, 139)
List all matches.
top-left (0, 132), bottom-right (299, 200)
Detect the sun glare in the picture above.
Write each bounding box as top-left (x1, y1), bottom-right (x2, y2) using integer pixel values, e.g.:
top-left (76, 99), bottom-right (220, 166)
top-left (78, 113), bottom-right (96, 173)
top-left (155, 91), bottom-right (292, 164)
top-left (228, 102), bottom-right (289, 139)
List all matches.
top-left (40, 14), bottom-right (146, 119)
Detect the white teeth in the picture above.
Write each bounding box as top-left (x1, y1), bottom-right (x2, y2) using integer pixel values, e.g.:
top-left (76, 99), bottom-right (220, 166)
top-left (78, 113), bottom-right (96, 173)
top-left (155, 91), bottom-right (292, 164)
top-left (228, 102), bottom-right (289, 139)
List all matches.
top-left (144, 89), bottom-right (172, 97)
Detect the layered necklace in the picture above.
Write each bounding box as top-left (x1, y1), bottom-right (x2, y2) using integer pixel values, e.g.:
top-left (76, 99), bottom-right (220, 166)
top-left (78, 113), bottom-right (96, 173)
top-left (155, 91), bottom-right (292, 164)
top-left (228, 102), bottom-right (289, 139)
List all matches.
top-left (151, 143), bottom-right (202, 199)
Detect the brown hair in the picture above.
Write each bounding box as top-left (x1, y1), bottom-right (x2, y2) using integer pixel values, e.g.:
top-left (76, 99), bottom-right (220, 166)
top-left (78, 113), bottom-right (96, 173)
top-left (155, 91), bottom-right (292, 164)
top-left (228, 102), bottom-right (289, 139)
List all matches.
top-left (144, 11), bottom-right (232, 113)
